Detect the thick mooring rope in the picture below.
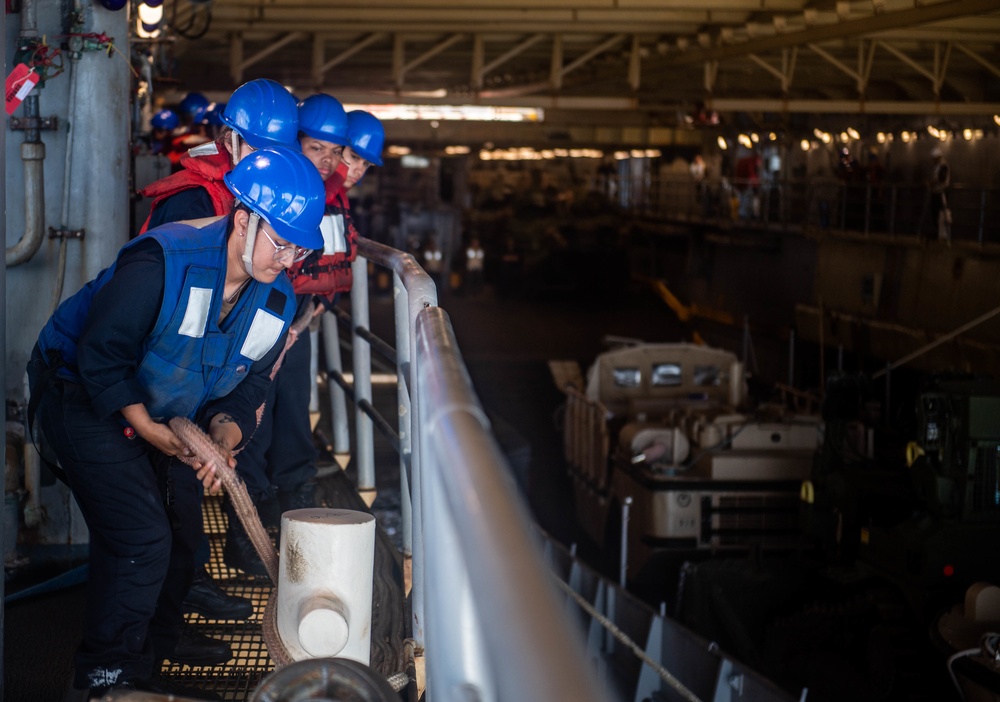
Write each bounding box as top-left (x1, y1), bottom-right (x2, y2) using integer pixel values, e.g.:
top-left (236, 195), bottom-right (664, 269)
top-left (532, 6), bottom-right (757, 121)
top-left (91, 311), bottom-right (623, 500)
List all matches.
top-left (170, 416), bottom-right (293, 667)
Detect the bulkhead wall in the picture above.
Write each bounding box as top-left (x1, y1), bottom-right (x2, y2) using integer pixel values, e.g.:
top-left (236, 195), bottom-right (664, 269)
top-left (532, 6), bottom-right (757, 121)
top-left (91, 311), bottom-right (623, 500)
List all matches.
top-left (5, 0), bottom-right (130, 402)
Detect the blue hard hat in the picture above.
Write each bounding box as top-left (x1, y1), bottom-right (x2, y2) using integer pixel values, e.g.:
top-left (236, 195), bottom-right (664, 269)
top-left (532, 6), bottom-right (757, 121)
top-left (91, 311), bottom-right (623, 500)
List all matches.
top-left (151, 108), bottom-right (179, 131)
top-left (346, 111), bottom-right (384, 167)
top-left (297, 94), bottom-right (349, 145)
top-left (200, 102), bottom-right (226, 126)
top-left (223, 146), bottom-right (325, 250)
top-left (179, 92), bottom-right (210, 117)
top-left (221, 79), bottom-right (300, 150)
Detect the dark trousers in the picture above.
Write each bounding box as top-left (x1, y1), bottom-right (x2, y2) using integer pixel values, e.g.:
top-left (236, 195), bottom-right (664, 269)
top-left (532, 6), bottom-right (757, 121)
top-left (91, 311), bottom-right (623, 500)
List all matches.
top-left (236, 325), bottom-right (317, 501)
top-left (32, 376), bottom-right (200, 688)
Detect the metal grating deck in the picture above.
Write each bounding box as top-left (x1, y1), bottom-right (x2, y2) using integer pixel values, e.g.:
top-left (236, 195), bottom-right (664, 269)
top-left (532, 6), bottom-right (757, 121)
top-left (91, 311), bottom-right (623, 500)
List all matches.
top-left (157, 465), bottom-right (407, 701)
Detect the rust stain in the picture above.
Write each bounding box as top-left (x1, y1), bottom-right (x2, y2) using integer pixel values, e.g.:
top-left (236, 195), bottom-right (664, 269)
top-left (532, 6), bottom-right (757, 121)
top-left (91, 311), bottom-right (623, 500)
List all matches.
top-left (285, 531), bottom-right (306, 583)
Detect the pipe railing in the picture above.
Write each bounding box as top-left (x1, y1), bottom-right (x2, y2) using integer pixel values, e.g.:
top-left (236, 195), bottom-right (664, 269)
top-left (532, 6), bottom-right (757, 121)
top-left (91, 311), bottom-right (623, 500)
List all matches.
top-left (327, 238), bottom-right (612, 701)
top-left (628, 175), bottom-right (1000, 245)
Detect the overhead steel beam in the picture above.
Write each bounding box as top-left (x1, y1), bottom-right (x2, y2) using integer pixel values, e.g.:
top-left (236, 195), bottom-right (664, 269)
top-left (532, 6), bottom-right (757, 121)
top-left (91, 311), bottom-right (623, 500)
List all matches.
top-left (313, 32), bottom-right (386, 85)
top-left (236, 31), bottom-right (305, 74)
top-left (402, 33), bottom-right (467, 74)
top-left (660, 0), bottom-right (1000, 66)
top-left (953, 42), bottom-right (1000, 80)
top-left (481, 33), bottom-right (546, 77)
top-left (559, 33), bottom-right (626, 78)
top-left (704, 97), bottom-right (1000, 115)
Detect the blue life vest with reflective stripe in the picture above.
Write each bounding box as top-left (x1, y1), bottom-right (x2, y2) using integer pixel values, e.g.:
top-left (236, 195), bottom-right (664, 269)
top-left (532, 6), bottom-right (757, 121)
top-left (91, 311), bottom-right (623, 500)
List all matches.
top-left (36, 218), bottom-right (294, 420)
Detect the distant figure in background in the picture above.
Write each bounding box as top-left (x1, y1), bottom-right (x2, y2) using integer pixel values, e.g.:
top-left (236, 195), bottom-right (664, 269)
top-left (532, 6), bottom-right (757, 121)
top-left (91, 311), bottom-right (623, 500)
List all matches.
top-left (690, 154), bottom-right (708, 215)
top-left (734, 150), bottom-right (760, 220)
top-left (198, 102), bottom-right (227, 142)
top-left (464, 237), bottom-right (485, 295)
top-left (811, 166), bottom-right (841, 230)
top-left (928, 147), bottom-right (951, 242)
top-left (141, 109), bottom-right (179, 156)
top-left (166, 92), bottom-right (214, 167)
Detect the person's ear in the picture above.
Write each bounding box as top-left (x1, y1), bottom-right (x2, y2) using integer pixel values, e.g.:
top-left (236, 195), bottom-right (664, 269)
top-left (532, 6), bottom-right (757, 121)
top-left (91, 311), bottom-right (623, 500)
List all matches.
top-left (233, 209), bottom-right (249, 237)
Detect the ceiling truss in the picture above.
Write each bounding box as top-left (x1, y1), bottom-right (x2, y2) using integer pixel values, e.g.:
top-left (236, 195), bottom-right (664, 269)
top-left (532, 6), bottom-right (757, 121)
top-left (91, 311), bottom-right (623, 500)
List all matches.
top-left (160, 0), bottom-right (1000, 132)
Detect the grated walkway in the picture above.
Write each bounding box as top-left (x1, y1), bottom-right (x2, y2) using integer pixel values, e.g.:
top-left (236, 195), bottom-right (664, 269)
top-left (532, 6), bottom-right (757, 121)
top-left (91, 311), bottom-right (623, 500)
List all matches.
top-left (158, 465), bottom-right (407, 701)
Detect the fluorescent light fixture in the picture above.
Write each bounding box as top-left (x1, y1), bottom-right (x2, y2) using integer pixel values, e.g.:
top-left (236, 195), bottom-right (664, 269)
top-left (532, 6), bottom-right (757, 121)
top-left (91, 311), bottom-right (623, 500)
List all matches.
top-left (344, 104), bottom-right (543, 122)
top-left (401, 154), bottom-right (430, 168)
top-left (478, 147), bottom-right (602, 162)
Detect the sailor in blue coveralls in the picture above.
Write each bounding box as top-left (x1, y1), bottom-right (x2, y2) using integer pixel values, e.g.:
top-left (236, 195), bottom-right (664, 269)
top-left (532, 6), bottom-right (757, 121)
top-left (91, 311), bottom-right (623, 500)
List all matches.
top-left (27, 146), bottom-right (326, 700)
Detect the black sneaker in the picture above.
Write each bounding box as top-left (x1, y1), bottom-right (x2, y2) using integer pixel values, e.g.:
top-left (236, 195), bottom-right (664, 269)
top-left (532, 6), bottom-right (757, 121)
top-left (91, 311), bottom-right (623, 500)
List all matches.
top-left (169, 626), bottom-right (233, 667)
top-left (89, 677), bottom-right (222, 701)
top-left (223, 523), bottom-right (270, 577)
top-left (183, 566), bottom-right (254, 620)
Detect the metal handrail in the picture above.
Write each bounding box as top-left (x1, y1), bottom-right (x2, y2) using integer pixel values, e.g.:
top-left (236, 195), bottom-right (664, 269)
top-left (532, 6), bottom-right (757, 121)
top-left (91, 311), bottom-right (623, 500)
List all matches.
top-left (328, 238), bottom-right (611, 701)
top-left (619, 174), bottom-right (1000, 244)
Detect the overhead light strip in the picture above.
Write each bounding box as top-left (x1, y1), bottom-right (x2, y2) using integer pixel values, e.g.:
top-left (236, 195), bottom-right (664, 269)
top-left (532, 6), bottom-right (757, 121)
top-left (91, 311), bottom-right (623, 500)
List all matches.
top-left (343, 104), bottom-right (543, 122)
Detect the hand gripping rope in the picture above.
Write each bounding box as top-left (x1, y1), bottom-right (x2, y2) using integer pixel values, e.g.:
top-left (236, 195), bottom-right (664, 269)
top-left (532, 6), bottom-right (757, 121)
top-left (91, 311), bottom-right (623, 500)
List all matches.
top-left (169, 415), bottom-right (294, 667)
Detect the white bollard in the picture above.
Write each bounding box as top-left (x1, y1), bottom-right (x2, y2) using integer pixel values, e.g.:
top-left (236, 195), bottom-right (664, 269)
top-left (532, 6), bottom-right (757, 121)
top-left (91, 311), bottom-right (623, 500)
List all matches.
top-left (276, 508), bottom-right (376, 664)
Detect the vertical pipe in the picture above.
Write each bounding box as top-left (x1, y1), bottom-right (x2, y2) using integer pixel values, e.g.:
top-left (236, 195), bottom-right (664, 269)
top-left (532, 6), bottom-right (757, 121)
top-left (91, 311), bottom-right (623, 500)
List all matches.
top-left (392, 273), bottom-right (413, 557)
top-left (6, 95), bottom-right (46, 267)
top-left (409, 270), bottom-right (437, 653)
top-left (1, 0), bottom-right (7, 688)
top-left (349, 257), bottom-right (375, 495)
top-left (619, 496), bottom-right (632, 588)
top-left (320, 311), bottom-right (350, 454)
top-left (309, 326), bottom-right (319, 415)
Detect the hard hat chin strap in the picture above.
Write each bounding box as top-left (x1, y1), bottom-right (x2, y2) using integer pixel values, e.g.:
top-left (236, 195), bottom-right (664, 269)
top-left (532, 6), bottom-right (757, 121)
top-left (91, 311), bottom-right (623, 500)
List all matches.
top-left (230, 131), bottom-right (241, 167)
top-left (242, 211), bottom-right (261, 277)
